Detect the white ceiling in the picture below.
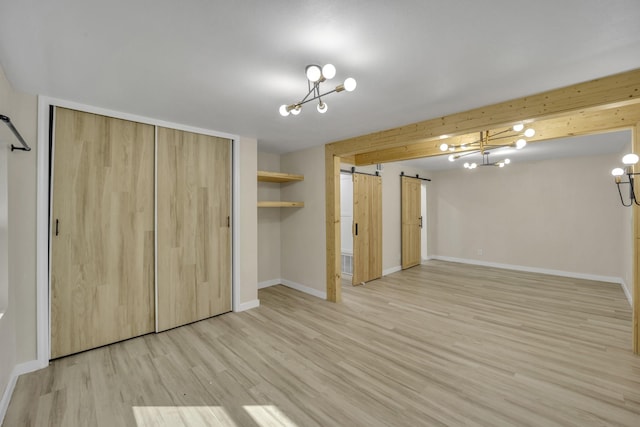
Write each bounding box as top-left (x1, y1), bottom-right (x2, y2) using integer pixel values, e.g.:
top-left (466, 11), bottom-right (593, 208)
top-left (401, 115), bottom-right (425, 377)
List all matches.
top-left (398, 130), bottom-right (632, 171)
top-left (1, 1), bottom-right (640, 154)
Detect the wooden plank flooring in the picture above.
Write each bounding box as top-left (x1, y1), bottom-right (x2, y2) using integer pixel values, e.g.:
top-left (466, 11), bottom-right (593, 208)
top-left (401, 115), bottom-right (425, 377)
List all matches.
top-left (4, 260), bottom-right (640, 426)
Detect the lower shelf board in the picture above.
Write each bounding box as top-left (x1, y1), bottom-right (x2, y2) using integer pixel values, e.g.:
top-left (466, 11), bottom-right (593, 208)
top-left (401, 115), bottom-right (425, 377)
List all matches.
top-left (258, 201), bottom-right (304, 208)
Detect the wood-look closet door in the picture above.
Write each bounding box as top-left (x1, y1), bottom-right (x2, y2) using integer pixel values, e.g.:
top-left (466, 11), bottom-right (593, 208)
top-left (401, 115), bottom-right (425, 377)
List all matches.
top-left (156, 127), bottom-right (232, 332)
top-left (50, 107), bottom-right (155, 359)
top-left (401, 176), bottom-right (422, 269)
top-left (352, 173), bottom-right (382, 285)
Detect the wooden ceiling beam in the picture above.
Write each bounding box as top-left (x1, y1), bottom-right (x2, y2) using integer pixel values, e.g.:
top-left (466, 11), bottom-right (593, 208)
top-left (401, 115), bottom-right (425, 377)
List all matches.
top-left (327, 68), bottom-right (640, 157)
top-left (353, 105), bottom-right (640, 165)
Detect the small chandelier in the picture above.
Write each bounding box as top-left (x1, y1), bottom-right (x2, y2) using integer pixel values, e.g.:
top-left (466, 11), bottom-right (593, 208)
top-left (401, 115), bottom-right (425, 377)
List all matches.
top-left (443, 124), bottom-right (535, 170)
top-left (462, 152), bottom-right (511, 169)
top-left (279, 64), bottom-right (356, 116)
top-left (611, 153), bottom-right (640, 206)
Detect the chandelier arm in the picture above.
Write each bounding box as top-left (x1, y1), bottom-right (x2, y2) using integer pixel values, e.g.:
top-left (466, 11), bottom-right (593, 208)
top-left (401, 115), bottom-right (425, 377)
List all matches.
top-left (490, 134), bottom-right (521, 141)
top-left (488, 129), bottom-right (512, 138)
top-left (450, 140), bottom-right (482, 150)
top-left (298, 82), bottom-right (318, 105)
top-left (487, 130), bottom-right (523, 141)
top-left (480, 131), bottom-right (488, 154)
top-left (316, 84), bottom-right (323, 107)
top-left (617, 182), bottom-right (633, 207)
top-left (296, 87), bottom-right (340, 107)
top-left (454, 149), bottom-right (482, 159)
top-left (454, 128), bottom-right (528, 149)
top-left (629, 174), bottom-right (639, 206)
top-left (483, 144), bottom-right (513, 150)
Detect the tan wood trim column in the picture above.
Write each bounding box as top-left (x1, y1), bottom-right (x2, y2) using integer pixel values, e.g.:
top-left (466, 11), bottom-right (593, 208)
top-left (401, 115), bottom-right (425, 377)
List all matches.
top-left (325, 148), bottom-right (341, 302)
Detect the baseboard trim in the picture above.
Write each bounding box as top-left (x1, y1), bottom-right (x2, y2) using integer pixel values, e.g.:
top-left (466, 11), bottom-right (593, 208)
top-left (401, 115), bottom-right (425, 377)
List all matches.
top-left (431, 256), bottom-right (630, 306)
top-left (237, 299), bottom-right (260, 312)
top-left (281, 279), bottom-right (327, 300)
top-left (0, 359), bottom-right (42, 424)
top-left (258, 279), bottom-right (281, 289)
top-left (383, 266), bottom-right (402, 276)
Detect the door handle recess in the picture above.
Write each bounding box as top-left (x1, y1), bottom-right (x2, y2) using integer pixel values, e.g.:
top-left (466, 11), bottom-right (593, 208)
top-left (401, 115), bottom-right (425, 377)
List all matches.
top-left (419, 216), bottom-right (423, 228)
top-left (355, 223), bottom-right (358, 236)
top-left (55, 219), bottom-right (59, 236)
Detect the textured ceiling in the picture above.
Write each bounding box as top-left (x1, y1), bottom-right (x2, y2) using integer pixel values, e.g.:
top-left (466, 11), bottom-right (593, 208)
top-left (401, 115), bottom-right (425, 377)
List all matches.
top-left (1, 1), bottom-right (640, 154)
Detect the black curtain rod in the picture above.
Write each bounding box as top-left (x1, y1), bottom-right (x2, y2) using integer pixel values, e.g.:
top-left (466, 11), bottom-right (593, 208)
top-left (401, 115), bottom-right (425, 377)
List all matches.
top-left (400, 171), bottom-right (431, 182)
top-left (1, 115), bottom-right (31, 152)
top-left (340, 167), bottom-right (380, 177)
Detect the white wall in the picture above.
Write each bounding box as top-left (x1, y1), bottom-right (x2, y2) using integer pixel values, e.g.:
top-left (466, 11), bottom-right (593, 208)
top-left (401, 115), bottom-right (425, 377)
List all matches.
top-left (0, 65), bottom-right (38, 420)
top-left (0, 144), bottom-right (15, 422)
top-left (257, 152), bottom-right (282, 284)
top-left (430, 152), bottom-right (630, 295)
top-left (0, 145), bottom-right (8, 312)
top-left (280, 145), bottom-right (326, 296)
top-left (237, 137), bottom-right (259, 307)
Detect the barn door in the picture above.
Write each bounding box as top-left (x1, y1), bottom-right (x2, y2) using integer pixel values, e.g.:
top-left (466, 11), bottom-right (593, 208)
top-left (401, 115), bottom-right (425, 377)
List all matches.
top-left (352, 173), bottom-right (382, 285)
top-left (401, 176), bottom-right (422, 269)
top-left (50, 107), bottom-right (155, 358)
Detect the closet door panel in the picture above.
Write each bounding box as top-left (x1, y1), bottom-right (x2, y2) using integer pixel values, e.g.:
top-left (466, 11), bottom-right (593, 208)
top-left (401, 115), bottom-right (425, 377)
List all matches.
top-left (156, 127), bottom-right (231, 332)
top-left (50, 107), bottom-right (155, 359)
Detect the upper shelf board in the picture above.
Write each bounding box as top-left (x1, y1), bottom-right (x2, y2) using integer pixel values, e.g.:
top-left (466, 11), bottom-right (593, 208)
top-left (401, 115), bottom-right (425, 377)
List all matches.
top-left (257, 170), bottom-right (304, 183)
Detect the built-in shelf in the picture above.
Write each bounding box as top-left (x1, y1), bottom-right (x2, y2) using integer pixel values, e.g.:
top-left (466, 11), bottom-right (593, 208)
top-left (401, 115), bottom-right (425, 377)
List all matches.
top-left (257, 170), bottom-right (304, 183)
top-left (257, 201), bottom-right (305, 208)
top-left (257, 170), bottom-right (304, 208)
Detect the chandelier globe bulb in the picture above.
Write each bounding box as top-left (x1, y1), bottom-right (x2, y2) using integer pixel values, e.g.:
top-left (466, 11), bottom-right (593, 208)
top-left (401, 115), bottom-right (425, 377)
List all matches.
top-left (322, 64), bottom-right (336, 80)
top-left (343, 77), bottom-right (357, 92)
top-left (622, 153), bottom-right (639, 165)
top-left (305, 65), bottom-right (322, 82)
top-left (279, 105), bottom-right (290, 117)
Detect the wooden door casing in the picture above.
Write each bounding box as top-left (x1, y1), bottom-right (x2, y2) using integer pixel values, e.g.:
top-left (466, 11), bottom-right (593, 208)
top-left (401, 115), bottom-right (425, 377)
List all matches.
top-left (50, 107), bottom-right (155, 358)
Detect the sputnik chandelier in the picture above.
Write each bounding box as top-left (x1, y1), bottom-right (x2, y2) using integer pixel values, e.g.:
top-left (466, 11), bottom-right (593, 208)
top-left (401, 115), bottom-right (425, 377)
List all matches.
top-left (440, 124), bottom-right (535, 169)
top-left (279, 64), bottom-right (356, 116)
top-left (611, 153), bottom-right (640, 206)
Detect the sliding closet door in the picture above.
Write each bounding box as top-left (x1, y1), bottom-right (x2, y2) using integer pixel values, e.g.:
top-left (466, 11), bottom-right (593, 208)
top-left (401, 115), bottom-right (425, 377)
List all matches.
top-left (352, 173), bottom-right (382, 285)
top-left (156, 127), bottom-right (232, 332)
top-left (401, 176), bottom-right (422, 269)
top-left (50, 107), bottom-right (155, 359)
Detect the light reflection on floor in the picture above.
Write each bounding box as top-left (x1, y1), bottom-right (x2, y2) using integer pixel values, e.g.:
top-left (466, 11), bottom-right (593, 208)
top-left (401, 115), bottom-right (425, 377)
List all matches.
top-left (132, 405), bottom-right (298, 427)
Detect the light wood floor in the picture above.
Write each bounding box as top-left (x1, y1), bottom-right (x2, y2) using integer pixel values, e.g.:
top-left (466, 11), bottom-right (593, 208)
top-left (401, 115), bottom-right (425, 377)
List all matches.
top-left (4, 261), bottom-right (640, 426)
